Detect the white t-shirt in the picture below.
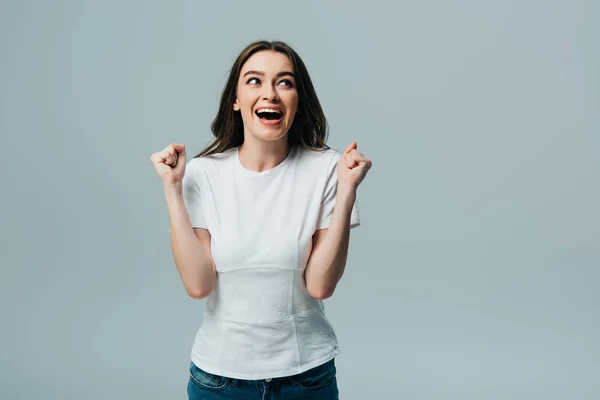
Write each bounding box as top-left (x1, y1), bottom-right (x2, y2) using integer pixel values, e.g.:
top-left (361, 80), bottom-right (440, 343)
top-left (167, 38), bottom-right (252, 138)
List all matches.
top-left (181, 144), bottom-right (360, 380)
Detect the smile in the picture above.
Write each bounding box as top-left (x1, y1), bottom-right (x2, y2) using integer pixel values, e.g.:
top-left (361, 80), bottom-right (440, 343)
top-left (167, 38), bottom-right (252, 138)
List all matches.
top-left (255, 108), bottom-right (284, 125)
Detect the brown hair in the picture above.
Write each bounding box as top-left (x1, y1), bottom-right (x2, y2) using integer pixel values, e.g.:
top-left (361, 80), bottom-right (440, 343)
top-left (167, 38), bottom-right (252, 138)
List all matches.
top-left (194, 40), bottom-right (329, 158)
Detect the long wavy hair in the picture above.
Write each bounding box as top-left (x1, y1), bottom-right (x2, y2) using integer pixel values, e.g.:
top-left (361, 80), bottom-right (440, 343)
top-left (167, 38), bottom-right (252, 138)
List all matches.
top-left (194, 40), bottom-right (329, 158)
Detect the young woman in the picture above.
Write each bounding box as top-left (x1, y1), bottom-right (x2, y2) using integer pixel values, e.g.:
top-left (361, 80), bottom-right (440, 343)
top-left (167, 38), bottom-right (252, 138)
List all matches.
top-left (150, 40), bottom-right (372, 399)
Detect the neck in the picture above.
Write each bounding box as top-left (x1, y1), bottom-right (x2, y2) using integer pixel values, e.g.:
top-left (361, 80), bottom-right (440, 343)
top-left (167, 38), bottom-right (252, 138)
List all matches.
top-left (238, 136), bottom-right (290, 173)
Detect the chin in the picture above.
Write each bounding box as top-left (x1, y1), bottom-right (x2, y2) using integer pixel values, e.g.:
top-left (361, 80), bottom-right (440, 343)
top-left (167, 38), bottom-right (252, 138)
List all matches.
top-left (256, 131), bottom-right (288, 142)
top-left (251, 123), bottom-right (289, 141)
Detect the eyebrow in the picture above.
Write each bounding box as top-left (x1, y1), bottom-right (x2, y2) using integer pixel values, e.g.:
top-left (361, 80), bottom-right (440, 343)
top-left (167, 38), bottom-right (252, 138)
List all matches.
top-left (242, 70), bottom-right (295, 79)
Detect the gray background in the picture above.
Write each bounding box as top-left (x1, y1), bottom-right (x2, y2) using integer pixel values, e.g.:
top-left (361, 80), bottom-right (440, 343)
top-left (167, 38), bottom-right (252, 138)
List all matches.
top-left (1, 0), bottom-right (598, 399)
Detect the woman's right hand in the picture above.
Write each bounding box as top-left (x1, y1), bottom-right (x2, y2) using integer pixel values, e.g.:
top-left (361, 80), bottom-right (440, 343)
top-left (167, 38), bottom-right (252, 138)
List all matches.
top-left (150, 143), bottom-right (187, 187)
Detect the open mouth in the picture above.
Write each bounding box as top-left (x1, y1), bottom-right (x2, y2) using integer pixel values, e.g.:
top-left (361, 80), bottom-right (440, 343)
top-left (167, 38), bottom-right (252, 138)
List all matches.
top-left (255, 108), bottom-right (284, 123)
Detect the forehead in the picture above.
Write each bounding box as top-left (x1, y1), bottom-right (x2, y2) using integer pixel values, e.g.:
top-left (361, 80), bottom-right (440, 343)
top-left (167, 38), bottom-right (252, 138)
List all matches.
top-left (240, 50), bottom-right (294, 75)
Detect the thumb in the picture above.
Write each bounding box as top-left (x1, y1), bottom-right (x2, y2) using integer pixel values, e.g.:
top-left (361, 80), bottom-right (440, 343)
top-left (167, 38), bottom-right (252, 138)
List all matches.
top-left (343, 142), bottom-right (357, 155)
top-left (172, 143), bottom-right (186, 156)
top-left (172, 143), bottom-right (186, 166)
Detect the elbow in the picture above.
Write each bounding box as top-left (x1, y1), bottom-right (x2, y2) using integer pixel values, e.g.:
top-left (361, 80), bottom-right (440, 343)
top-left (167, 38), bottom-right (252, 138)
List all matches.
top-left (184, 269), bottom-right (216, 299)
top-left (305, 269), bottom-right (340, 300)
top-left (185, 283), bottom-right (214, 300)
top-left (187, 289), bottom-right (210, 300)
top-left (308, 285), bottom-right (335, 300)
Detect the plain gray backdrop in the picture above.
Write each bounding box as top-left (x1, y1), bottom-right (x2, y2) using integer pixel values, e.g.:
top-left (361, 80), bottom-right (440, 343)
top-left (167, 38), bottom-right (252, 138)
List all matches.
top-left (1, 0), bottom-right (598, 399)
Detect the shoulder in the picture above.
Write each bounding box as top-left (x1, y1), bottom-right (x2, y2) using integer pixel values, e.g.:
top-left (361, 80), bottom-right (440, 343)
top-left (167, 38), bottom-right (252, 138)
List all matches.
top-left (186, 148), bottom-right (237, 174)
top-left (295, 146), bottom-right (341, 168)
top-left (183, 149), bottom-right (236, 193)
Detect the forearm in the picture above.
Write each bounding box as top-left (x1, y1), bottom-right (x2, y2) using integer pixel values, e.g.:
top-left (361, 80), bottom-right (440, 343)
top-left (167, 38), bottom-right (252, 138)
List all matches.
top-left (165, 185), bottom-right (216, 298)
top-left (305, 186), bottom-right (356, 299)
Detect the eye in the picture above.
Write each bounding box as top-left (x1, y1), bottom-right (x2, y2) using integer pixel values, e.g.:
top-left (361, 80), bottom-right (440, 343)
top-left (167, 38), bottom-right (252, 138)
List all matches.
top-left (278, 79), bottom-right (294, 87)
top-left (247, 77), bottom-right (261, 85)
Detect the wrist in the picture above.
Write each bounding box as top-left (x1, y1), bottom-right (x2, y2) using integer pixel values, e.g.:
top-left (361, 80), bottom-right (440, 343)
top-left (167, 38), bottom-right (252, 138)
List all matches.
top-left (336, 184), bottom-right (357, 206)
top-left (164, 183), bottom-right (183, 196)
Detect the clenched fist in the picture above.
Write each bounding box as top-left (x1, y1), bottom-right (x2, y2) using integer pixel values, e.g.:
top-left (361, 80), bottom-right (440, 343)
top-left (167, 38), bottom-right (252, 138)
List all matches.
top-left (337, 142), bottom-right (372, 191)
top-left (150, 143), bottom-right (187, 186)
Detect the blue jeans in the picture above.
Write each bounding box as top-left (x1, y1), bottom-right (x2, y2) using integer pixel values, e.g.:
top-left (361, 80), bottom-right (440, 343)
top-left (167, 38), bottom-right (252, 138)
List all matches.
top-left (187, 358), bottom-right (339, 399)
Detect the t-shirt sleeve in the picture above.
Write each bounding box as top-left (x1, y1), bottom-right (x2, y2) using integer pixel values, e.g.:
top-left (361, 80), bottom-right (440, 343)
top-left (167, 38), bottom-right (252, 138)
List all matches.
top-left (181, 160), bottom-right (208, 229)
top-left (316, 150), bottom-right (361, 230)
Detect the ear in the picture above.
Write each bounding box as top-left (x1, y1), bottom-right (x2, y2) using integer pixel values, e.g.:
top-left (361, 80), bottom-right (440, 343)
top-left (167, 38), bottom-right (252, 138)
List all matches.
top-left (233, 98), bottom-right (240, 111)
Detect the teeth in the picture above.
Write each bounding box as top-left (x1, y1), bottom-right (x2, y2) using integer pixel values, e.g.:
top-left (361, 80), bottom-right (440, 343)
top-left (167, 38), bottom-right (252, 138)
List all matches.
top-left (256, 108), bottom-right (281, 114)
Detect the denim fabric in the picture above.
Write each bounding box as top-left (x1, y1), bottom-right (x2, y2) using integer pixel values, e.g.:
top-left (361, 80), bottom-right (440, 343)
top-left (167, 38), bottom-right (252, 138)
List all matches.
top-left (187, 358), bottom-right (339, 399)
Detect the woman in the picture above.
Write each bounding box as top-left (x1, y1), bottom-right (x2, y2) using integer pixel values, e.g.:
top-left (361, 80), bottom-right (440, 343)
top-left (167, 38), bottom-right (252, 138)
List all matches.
top-left (150, 40), bottom-right (372, 399)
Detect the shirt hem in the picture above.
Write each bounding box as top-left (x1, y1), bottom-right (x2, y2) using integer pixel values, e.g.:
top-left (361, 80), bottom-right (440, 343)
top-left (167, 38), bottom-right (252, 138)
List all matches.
top-left (189, 348), bottom-right (340, 380)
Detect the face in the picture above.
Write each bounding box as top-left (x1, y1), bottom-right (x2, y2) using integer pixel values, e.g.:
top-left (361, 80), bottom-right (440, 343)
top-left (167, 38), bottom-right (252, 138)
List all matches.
top-left (233, 50), bottom-right (299, 143)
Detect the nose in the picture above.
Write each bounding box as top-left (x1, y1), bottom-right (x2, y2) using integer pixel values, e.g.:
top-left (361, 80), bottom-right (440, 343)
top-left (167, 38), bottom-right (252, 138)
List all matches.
top-left (262, 84), bottom-right (279, 102)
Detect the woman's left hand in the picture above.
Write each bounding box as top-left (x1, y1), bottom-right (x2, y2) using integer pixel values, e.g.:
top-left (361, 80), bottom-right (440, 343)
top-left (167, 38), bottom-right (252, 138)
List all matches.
top-left (337, 142), bottom-right (372, 192)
